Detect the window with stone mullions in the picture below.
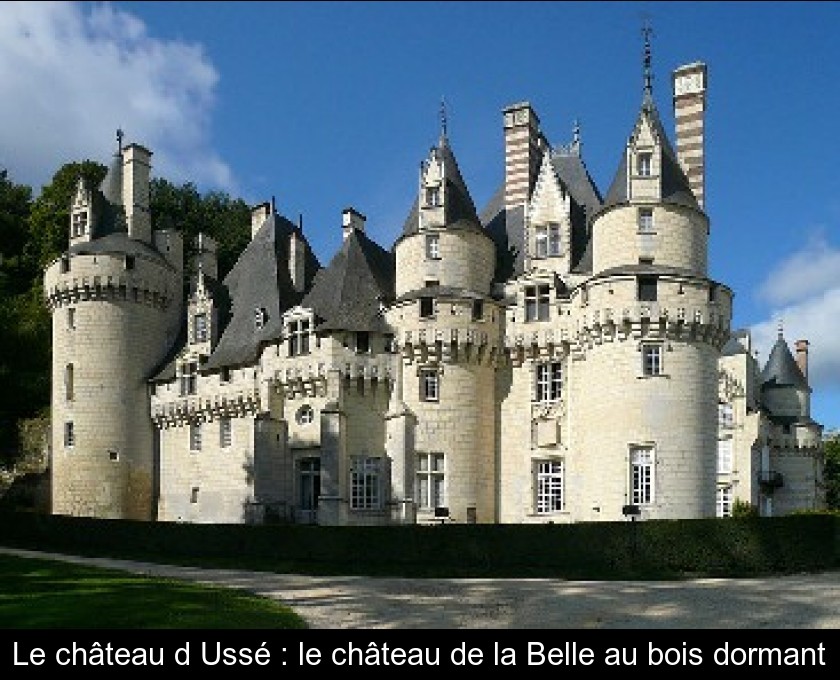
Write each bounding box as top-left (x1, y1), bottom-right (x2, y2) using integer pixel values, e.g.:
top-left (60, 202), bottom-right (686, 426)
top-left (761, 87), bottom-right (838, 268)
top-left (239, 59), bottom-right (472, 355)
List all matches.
top-left (535, 362), bottom-right (562, 403)
top-left (630, 446), bottom-right (654, 505)
top-left (416, 452), bottom-right (445, 510)
top-left (525, 284), bottom-right (550, 322)
top-left (180, 362), bottom-right (198, 396)
top-left (536, 460), bottom-right (563, 514)
top-left (535, 224), bottom-right (561, 258)
top-left (193, 313), bottom-right (208, 343)
top-left (717, 485), bottom-right (733, 517)
top-left (642, 344), bottom-right (662, 376)
top-left (425, 234), bottom-right (440, 260)
top-left (717, 438), bottom-right (733, 473)
top-left (350, 456), bottom-right (381, 510)
top-left (420, 369), bottom-right (439, 402)
top-left (288, 319), bottom-right (310, 356)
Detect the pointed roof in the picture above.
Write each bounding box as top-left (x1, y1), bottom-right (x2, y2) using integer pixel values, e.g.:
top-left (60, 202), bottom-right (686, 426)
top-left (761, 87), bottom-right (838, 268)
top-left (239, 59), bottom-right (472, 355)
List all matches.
top-left (203, 211), bottom-right (320, 369)
top-left (99, 151), bottom-right (123, 207)
top-left (760, 333), bottom-right (808, 389)
top-left (302, 229), bottom-right (395, 333)
top-left (598, 98), bottom-right (699, 214)
top-left (400, 136), bottom-right (482, 239)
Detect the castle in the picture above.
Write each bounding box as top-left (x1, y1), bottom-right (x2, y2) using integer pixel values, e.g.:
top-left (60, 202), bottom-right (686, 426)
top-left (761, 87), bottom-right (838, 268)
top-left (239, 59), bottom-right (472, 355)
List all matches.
top-left (44, 43), bottom-right (826, 525)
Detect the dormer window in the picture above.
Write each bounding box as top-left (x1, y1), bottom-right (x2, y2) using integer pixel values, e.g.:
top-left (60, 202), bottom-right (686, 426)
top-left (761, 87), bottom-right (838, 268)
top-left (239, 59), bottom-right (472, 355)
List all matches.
top-left (72, 212), bottom-right (88, 237)
top-left (425, 234), bottom-right (440, 260)
top-left (193, 313), bottom-right (208, 343)
top-left (179, 361), bottom-right (198, 396)
top-left (637, 152), bottom-right (652, 177)
top-left (534, 224), bottom-right (561, 259)
top-left (425, 186), bottom-right (441, 207)
top-left (254, 307), bottom-right (268, 330)
top-left (288, 319), bottom-right (310, 357)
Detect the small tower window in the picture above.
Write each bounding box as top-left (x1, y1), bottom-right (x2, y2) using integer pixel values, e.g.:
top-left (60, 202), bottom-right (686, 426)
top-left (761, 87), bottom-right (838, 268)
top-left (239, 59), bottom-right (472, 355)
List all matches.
top-left (180, 362), bottom-right (198, 396)
top-left (60, 256), bottom-right (70, 273)
top-left (219, 416), bottom-right (232, 448)
top-left (638, 208), bottom-right (654, 233)
top-left (641, 344), bottom-right (663, 376)
top-left (67, 308), bottom-right (76, 330)
top-left (296, 405), bottom-right (315, 426)
top-left (255, 307), bottom-right (268, 330)
top-left (425, 186), bottom-right (441, 207)
top-left (193, 313), bottom-right (208, 343)
top-left (420, 296), bottom-right (435, 319)
top-left (65, 363), bottom-right (74, 402)
top-left (420, 369), bottom-right (439, 402)
top-left (124, 255), bottom-right (135, 270)
top-left (637, 275), bottom-right (658, 302)
top-left (472, 299), bottom-right (484, 321)
top-left (190, 487), bottom-right (200, 504)
top-left (64, 422), bottom-right (75, 448)
top-left (425, 234), bottom-right (440, 260)
top-left (524, 284), bottom-right (550, 322)
top-left (190, 421), bottom-right (202, 451)
top-left (638, 152), bottom-right (653, 177)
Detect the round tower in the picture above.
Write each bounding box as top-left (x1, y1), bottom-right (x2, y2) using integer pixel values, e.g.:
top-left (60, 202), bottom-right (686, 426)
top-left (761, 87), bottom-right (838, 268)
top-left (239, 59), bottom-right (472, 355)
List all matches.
top-left (569, 42), bottom-right (732, 521)
top-left (387, 131), bottom-right (502, 524)
top-left (45, 139), bottom-right (183, 520)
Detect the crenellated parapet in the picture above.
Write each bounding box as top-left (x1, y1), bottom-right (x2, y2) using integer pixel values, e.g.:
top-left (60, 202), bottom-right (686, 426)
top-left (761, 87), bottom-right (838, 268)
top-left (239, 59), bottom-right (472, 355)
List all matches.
top-left (44, 252), bottom-right (177, 312)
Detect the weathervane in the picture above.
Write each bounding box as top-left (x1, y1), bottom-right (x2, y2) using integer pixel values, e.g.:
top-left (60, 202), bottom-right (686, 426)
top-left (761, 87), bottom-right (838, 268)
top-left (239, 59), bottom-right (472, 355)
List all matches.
top-left (642, 16), bottom-right (654, 100)
top-left (440, 97), bottom-right (448, 142)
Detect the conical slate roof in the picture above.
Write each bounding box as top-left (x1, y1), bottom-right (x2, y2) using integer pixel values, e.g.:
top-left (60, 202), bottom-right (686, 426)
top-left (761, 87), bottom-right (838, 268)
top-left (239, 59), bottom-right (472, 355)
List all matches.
top-left (302, 228), bottom-right (395, 333)
top-left (760, 334), bottom-right (808, 388)
top-left (400, 136), bottom-right (482, 239)
top-left (598, 96), bottom-right (699, 215)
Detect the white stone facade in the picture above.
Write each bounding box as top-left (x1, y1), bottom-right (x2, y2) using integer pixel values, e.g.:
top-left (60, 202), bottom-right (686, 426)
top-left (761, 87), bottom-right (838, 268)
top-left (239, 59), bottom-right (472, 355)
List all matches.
top-left (46, 59), bottom-right (825, 525)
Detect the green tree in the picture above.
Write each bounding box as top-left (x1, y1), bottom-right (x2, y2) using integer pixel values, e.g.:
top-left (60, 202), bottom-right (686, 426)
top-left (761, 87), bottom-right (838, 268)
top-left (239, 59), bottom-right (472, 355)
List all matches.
top-left (0, 169), bottom-right (34, 294)
top-left (825, 437), bottom-right (840, 510)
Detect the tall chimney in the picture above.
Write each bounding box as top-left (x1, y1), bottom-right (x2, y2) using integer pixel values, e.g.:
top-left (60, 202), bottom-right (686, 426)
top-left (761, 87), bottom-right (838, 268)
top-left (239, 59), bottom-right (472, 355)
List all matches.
top-left (195, 233), bottom-right (218, 280)
top-left (289, 228), bottom-right (306, 293)
top-left (122, 143), bottom-right (153, 243)
top-left (342, 207), bottom-right (366, 240)
top-left (503, 102), bottom-right (546, 209)
top-left (795, 339), bottom-right (809, 381)
top-left (251, 201), bottom-right (271, 239)
top-left (672, 62), bottom-right (708, 210)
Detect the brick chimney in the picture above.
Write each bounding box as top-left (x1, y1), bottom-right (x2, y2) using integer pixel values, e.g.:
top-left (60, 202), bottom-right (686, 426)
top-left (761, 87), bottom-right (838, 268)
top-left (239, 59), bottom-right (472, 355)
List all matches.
top-left (122, 143), bottom-right (153, 243)
top-left (503, 102), bottom-right (546, 209)
top-left (795, 339), bottom-right (809, 381)
top-left (672, 62), bottom-right (707, 210)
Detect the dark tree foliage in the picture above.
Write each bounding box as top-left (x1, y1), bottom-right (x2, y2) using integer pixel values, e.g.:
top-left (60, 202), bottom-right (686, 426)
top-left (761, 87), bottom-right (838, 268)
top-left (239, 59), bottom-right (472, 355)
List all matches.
top-left (150, 178), bottom-right (250, 281)
top-left (825, 438), bottom-right (840, 511)
top-left (0, 163), bottom-right (251, 466)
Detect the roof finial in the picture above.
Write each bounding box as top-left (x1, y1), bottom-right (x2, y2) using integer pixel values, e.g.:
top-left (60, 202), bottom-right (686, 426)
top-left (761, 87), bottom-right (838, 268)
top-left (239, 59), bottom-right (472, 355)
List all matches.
top-left (439, 96), bottom-right (448, 144)
top-left (116, 128), bottom-right (124, 153)
top-left (641, 17), bottom-right (654, 102)
top-left (778, 317), bottom-right (784, 338)
top-left (571, 119), bottom-right (581, 155)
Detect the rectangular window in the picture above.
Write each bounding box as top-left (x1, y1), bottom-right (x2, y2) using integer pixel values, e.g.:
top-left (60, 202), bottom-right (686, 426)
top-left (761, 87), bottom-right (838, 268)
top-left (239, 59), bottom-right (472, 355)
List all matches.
top-left (65, 363), bottom-right (74, 402)
top-left (220, 367), bottom-right (231, 383)
top-left (637, 275), bottom-right (657, 301)
top-left (190, 487), bottom-right (199, 504)
top-left (67, 307), bottom-right (76, 330)
top-left (425, 234), bottom-right (440, 259)
top-left (425, 186), bottom-right (440, 207)
top-left (534, 362), bottom-right (563, 403)
top-left (124, 254), bottom-right (135, 270)
top-left (416, 452), bottom-right (445, 510)
top-left (535, 460), bottom-right (564, 514)
top-left (638, 152), bottom-right (652, 177)
top-left (420, 369), bottom-right (439, 402)
top-left (288, 319), bottom-right (311, 357)
top-left (72, 212), bottom-right (88, 237)
top-left (718, 402), bottom-right (734, 428)
top-left (180, 362), bottom-right (198, 396)
top-left (384, 334), bottom-right (396, 353)
top-left (642, 344), bottom-right (663, 376)
top-left (220, 416), bottom-right (232, 448)
top-left (524, 284), bottom-right (550, 322)
top-left (717, 438), bottom-right (733, 473)
top-left (190, 421), bottom-right (202, 451)
top-left (534, 226), bottom-right (548, 258)
top-left (471, 299), bottom-right (484, 321)
top-left (638, 208), bottom-right (654, 233)
top-left (548, 223), bottom-right (561, 256)
top-left (350, 456), bottom-right (382, 510)
top-left (64, 421), bottom-right (75, 448)
top-left (419, 296), bottom-right (435, 319)
top-left (193, 313), bottom-right (208, 343)
top-left (355, 331), bottom-right (370, 354)
top-left (630, 446), bottom-right (654, 505)
top-left (716, 485), bottom-right (733, 518)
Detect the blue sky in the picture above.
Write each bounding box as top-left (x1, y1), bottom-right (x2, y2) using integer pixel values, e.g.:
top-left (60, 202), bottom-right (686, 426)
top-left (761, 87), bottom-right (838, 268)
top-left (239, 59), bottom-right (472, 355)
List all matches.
top-left (2, 1), bottom-right (839, 430)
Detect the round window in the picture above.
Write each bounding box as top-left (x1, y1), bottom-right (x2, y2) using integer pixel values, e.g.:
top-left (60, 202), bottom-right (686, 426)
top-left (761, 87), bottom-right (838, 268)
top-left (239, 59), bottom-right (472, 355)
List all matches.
top-left (296, 405), bottom-right (314, 425)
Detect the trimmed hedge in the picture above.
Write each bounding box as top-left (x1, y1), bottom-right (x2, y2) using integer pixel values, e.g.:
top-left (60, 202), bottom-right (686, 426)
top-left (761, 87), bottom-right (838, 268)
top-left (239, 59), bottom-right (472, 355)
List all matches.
top-left (0, 511), bottom-right (837, 579)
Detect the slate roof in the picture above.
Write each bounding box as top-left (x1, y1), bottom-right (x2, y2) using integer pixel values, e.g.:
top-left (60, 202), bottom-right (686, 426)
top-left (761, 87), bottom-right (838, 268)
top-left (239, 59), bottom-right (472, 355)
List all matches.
top-left (301, 228), bottom-right (395, 333)
top-left (203, 212), bottom-right (320, 370)
top-left (68, 232), bottom-right (170, 266)
top-left (400, 136), bottom-right (483, 240)
top-left (721, 330), bottom-right (750, 357)
top-left (597, 95), bottom-right (700, 215)
top-left (760, 334), bottom-right (808, 389)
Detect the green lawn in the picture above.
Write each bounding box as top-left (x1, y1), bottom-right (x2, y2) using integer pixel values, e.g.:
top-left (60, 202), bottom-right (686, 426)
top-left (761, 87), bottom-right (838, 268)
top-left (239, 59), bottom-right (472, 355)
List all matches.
top-left (0, 554), bottom-right (307, 629)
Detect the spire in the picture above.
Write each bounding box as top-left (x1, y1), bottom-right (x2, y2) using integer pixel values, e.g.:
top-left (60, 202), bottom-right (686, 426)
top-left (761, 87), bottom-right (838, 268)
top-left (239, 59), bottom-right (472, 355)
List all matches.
top-left (642, 19), bottom-right (654, 106)
top-left (439, 97), bottom-right (449, 146)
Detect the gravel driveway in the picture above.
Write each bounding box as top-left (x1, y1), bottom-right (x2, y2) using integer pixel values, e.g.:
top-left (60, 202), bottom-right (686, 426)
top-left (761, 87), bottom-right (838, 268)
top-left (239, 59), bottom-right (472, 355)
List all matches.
top-left (3, 547), bottom-right (838, 629)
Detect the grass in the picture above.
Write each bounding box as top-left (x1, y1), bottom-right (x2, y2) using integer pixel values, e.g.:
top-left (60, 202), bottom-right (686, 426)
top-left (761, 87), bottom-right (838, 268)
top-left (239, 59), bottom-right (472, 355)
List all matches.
top-left (0, 554), bottom-right (307, 629)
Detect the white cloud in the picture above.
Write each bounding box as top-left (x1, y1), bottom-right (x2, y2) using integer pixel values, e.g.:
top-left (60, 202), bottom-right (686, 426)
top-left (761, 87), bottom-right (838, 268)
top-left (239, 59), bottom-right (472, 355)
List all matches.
top-left (0, 1), bottom-right (235, 193)
top-left (756, 230), bottom-right (840, 306)
top-left (750, 284), bottom-right (840, 393)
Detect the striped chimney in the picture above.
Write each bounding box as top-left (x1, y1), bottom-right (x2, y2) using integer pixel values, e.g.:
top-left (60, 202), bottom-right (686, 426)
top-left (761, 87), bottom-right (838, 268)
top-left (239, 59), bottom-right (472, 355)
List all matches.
top-left (503, 102), bottom-right (546, 209)
top-left (672, 62), bottom-right (708, 210)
